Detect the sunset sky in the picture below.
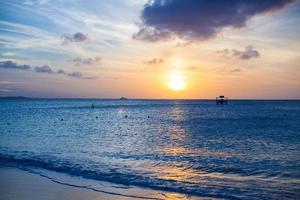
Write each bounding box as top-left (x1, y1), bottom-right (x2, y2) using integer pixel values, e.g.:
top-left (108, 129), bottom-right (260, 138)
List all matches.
top-left (0, 0), bottom-right (299, 99)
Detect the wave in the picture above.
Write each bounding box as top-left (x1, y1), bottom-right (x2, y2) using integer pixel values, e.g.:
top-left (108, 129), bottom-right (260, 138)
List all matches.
top-left (22, 169), bottom-right (165, 200)
top-left (0, 154), bottom-right (243, 199)
top-left (1, 153), bottom-right (298, 199)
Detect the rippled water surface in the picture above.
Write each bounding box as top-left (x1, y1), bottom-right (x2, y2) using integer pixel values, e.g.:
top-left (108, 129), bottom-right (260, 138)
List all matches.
top-left (0, 99), bottom-right (300, 199)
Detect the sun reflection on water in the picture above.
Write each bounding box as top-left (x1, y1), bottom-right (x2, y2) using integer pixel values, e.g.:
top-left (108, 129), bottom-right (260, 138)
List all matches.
top-left (162, 146), bottom-right (197, 156)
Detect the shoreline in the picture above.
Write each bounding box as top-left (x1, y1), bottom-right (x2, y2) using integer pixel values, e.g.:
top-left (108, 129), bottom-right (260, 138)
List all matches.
top-left (0, 166), bottom-right (203, 200)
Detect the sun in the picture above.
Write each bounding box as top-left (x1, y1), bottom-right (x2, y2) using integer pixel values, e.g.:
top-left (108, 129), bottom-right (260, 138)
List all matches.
top-left (168, 71), bottom-right (186, 91)
top-left (169, 79), bottom-right (185, 91)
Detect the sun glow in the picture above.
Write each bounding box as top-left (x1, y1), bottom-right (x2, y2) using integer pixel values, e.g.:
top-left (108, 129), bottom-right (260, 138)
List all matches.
top-left (168, 71), bottom-right (186, 91)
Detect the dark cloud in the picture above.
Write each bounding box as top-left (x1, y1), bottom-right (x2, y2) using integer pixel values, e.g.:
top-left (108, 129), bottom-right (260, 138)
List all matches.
top-left (62, 32), bottom-right (88, 44)
top-left (0, 60), bottom-right (96, 79)
top-left (233, 46), bottom-right (260, 59)
top-left (56, 69), bottom-right (82, 78)
top-left (218, 45), bottom-right (260, 60)
top-left (217, 49), bottom-right (230, 56)
top-left (65, 72), bottom-right (97, 80)
top-left (66, 71), bottom-right (83, 78)
top-left (71, 57), bottom-right (101, 66)
top-left (35, 66), bottom-right (89, 78)
top-left (133, 27), bottom-right (173, 42)
top-left (0, 60), bottom-right (31, 70)
top-left (134, 0), bottom-right (294, 42)
top-left (48, 67), bottom-right (97, 79)
top-left (144, 58), bottom-right (164, 65)
top-left (34, 65), bottom-right (55, 74)
top-left (57, 69), bottom-right (65, 74)
top-left (41, 66), bottom-right (95, 79)
top-left (231, 68), bottom-right (242, 72)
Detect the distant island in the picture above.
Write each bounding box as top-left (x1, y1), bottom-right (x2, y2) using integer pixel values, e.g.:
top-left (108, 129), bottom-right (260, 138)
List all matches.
top-left (120, 97), bottom-right (128, 100)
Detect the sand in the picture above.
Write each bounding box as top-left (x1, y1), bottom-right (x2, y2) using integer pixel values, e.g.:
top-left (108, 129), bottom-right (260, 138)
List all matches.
top-left (0, 166), bottom-right (201, 200)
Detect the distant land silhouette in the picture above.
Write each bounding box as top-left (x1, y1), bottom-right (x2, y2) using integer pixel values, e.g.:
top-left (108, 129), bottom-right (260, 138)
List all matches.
top-left (0, 96), bottom-right (130, 99)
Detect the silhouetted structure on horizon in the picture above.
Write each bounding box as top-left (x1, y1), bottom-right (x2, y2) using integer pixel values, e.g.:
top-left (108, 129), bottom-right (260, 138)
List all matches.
top-left (216, 96), bottom-right (228, 105)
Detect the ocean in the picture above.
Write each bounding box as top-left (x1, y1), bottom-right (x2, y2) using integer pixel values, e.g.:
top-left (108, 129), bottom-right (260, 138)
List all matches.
top-left (0, 99), bottom-right (299, 199)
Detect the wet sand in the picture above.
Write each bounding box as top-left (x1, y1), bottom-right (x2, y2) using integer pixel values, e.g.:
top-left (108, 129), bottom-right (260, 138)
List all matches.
top-left (0, 166), bottom-right (202, 200)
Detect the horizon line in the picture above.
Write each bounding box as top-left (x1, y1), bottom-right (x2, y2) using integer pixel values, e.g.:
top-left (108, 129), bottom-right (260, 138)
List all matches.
top-left (0, 96), bottom-right (299, 101)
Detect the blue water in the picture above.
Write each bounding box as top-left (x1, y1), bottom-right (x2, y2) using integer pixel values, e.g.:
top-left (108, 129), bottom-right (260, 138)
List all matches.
top-left (0, 99), bottom-right (299, 199)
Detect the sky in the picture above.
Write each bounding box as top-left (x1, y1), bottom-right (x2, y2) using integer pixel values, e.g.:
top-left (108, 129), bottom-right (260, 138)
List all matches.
top-left (0, 0), bottom-right (299, 99)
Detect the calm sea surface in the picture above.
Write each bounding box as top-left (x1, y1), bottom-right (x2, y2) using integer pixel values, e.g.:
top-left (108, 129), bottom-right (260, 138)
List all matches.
top-left (0, 99), bottom-right (299, 199)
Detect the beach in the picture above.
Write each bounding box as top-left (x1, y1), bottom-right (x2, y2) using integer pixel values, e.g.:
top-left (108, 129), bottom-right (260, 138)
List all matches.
top-left (1, 166), bottom-right (121, 200)
top-left (0, 166), bottom-right (202, 200)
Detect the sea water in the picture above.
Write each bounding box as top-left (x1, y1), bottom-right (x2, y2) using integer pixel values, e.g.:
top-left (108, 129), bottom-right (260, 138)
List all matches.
top-left (0, 99), bottom-right (299, 199)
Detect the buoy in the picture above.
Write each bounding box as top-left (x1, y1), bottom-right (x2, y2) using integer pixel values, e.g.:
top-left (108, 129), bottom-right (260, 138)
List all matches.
top-left (96, 116), bottom-right (98, 119)
top-left (125, 115), bottom-right (128, 118)
top-left (61, 118), bottom-right (64, 121)
top-left (7, 122), bottom-right (10, 125)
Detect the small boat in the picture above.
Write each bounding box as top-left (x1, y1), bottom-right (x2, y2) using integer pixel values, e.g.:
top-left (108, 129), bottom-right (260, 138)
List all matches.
top-left (216, 96), bottom-right (228, 105)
